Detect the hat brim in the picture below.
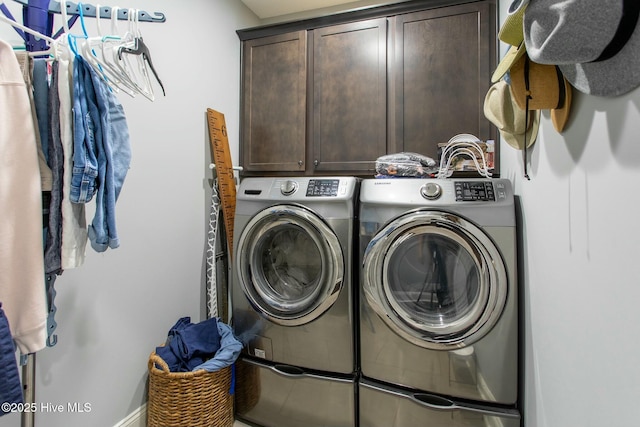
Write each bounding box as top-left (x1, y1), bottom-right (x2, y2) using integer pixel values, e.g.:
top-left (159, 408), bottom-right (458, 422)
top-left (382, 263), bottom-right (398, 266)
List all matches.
top-left (492, 42), bottom-right (526, 83)
top-left (501, 109), bottom-right (540, 150)
top-left (499, 5), bottom-right (526, 46)
top-left (551, 78), bottom-right (572, 133)
top-left (558, 18), bottom-right (640, 96)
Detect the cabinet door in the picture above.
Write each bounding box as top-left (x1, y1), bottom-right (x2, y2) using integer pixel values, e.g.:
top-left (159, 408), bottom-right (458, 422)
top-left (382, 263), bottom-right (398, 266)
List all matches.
top-left (311, 18), bottom-right (387, 173)
top-left (390, 2), bottom-right (496, 162)
top-left (242, 31), bottom-right (307, 172)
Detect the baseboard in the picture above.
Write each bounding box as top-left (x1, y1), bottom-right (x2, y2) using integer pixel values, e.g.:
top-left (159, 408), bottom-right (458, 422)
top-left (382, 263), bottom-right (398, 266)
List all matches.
top-left (113, 403), bottom-right (147, 427)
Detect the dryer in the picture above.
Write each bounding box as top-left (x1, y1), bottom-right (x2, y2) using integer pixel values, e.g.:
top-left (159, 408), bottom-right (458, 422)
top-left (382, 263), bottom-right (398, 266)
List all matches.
top-left (232, 176), bottom-right (358, 374)
top-left (358, 178), bottom-right (520, 415)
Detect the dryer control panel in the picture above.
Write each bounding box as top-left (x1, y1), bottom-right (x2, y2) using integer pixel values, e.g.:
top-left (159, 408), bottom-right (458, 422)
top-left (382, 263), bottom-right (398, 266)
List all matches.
top-left (455, 181), bottom-right (496, 201)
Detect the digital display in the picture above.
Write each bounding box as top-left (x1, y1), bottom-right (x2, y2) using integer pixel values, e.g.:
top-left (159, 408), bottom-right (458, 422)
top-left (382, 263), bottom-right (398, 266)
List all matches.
top-left (306, 179), bottom-right (340, 197)
top-left (455, 181), bottom-right (495, 201)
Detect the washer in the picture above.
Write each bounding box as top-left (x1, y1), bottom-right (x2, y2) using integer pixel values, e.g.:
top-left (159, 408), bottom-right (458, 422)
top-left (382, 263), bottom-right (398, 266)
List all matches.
top-left (358, 178), bottom-right (519, 408)
top-left (232, 176), bottom-right (359, 375)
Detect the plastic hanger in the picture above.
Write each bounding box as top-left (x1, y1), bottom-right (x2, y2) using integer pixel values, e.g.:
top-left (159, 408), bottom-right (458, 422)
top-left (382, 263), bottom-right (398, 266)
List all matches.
top-left (101, 7), bottom-right (140, 95)
top-left (117, 22), bottom-right (164, 96)
top-left (109, 9), bottom-right (155, 100)
top-left (79, 4), bottom-right (137, 96)
top-left (97, 7), bottom-right (145, 97)
top-left (0, 13), bottom-right (55, 44)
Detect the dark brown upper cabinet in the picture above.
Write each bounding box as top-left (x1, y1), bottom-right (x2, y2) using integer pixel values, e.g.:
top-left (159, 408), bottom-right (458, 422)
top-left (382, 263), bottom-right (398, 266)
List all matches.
top-left (388, 2), bottom-right (497, 161)
top-left (241, 31), bottom-right (307, 172)
top-left (311, 18), bottom-right (387, 173)
top-left (237, 0), bottom-right (497, 177)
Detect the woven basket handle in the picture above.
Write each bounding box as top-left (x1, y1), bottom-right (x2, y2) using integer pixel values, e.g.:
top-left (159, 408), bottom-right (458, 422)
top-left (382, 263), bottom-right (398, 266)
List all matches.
top-left (149, 353), bottom-right (171, 373)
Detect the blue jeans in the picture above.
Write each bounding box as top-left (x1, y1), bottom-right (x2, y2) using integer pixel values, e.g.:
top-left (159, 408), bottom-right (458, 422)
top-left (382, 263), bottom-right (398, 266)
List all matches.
top-left (71, 56), bottom-right (98, 204)
top-left (71, 56), bottom-right (131, 252)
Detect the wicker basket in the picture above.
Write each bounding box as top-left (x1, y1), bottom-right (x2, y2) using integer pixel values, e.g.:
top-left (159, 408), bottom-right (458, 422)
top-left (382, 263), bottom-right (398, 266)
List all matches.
top-left (147, 351), bottom-right (234, 427)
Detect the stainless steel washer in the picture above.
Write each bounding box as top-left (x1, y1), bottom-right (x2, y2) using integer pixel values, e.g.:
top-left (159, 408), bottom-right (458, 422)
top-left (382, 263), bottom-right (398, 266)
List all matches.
top-left (232, 176), bottom-right (358, 374)
top-left (358, 178), bottom-right (520, 418)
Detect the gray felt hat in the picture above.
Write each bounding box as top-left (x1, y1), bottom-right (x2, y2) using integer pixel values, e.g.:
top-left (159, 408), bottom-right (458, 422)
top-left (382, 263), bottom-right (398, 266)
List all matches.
top-left (523, 0), bottom-right (640, 96)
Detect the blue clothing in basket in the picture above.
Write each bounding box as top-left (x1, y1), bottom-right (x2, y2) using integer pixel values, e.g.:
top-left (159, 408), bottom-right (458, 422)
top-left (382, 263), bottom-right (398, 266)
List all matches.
top-left (192, 321), bottom-right (242, 372)
top-left (156, 317), bottom-right (221, 372)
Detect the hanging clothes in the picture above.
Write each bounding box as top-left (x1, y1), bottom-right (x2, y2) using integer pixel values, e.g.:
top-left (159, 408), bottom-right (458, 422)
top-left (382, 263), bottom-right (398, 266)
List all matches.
top-left (0, 38), bottom-right (47, 354)
top-left (57, 46), bottom-right (87, 269)
top-left (44, 60), bottom-right (64, 275)
top-left (70, 55), bottom-right (132, 252)
top-left (0, 303), bottom-right (23, 415)
top-left (14, 51), bottom-right (52, 193)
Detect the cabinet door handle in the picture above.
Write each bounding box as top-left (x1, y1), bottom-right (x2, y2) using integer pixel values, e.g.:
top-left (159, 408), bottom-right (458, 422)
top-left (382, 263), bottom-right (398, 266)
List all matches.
top-left (314, 159), bottom-right (319, 166)
top-left (298, 160), bottom-right (303, 166)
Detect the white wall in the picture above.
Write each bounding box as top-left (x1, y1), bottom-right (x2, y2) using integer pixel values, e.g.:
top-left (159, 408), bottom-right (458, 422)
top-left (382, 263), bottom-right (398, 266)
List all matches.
top-left (0, 1), bottom-right (259, 426)
top-left (495, 1), bottom-right (640, 426)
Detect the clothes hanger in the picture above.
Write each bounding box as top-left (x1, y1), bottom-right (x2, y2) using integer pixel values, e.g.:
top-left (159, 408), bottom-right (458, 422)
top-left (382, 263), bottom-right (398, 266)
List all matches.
top-left (0, 13), bottom-right (55, 44)
top-left (101, 6), bottom-right (143, 96)
top-left (109, 9), bottom-right (155, 100)
top-left (118, 28), bottom-right (165, 96)
top-left (0, 13), bottom-right (57, 59)
top-left (78, 3), bottom-right (137, 96)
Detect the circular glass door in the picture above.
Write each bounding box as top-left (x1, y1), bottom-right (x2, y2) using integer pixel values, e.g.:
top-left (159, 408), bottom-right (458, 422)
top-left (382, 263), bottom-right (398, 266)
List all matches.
top-left (363, 210), bottom-right (508, 349)
top-left (236, 205), bottom-right (344, 326)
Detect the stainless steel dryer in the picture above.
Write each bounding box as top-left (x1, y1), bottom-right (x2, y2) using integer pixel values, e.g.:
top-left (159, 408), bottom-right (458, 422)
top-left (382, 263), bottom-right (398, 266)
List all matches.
top-left (358, 178), bottom-right (520, 414)
top-left (232, 176), bottom-right (358, 374)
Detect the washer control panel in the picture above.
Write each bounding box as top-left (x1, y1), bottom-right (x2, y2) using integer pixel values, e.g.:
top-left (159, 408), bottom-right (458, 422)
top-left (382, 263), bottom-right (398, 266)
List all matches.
top-left (306, 179), bottom-right (341, 197)
top-left (455, 181), bottom-right (496, 201)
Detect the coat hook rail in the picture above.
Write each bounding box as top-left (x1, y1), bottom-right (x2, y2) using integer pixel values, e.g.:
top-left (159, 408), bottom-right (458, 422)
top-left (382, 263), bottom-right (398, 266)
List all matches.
top-left (13, 0), bottom-right (166, 22)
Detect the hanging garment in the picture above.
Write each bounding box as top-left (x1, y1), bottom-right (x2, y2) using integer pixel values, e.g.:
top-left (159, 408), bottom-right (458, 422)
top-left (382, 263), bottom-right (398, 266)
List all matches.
top-left (58, 48), bottom-right (87, 269)
top-left (0, 303), bottom-right (23, 416)
top-left (14, 51), bottom-right (52, 192)
top-left (0, 39), bottom-right (47, 354)
top-left (71, 55), bottom-right (131, 252)
top-left (44, 60), bottom-right (64, 275)
top-left (32, 59), bottom-right (49, 162)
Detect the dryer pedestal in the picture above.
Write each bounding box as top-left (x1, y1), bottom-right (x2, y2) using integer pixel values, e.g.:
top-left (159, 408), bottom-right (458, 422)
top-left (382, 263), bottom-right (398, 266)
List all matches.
top-left (359, 378), bottom-right (520, 427)
top-left (235, 357), bottom-right (356, 427)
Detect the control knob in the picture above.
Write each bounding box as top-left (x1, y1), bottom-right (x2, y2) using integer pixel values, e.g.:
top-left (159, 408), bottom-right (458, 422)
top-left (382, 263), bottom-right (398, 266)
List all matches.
top-left (420, 182), bottom-right (442, 200)
top-left (280, 180), bottom-right (298, 196)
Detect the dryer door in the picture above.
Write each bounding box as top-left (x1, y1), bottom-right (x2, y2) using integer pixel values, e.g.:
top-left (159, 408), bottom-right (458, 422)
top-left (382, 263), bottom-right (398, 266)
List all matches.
top-left (236, 205), bottom-right (344, 326)
top-left (363, 210), bottom-right (507, 350)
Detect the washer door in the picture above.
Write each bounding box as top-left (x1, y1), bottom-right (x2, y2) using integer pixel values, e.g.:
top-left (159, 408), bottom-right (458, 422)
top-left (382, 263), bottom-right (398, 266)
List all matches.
top-left (363, 210), bottom-right (507, 349)
top-left (236, 205), bottom-right (344, 326)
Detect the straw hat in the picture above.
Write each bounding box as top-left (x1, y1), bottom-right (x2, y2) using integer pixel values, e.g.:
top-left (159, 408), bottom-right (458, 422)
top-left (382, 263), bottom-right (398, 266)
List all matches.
top-left (551, 78), bottom-right (572, 133)
top-left (491, 43), bottom-right (526, 83)
top-left (491, 0), bottom-right (529, 83)
top-left (523, 0), bottom-right (640, 96)
top-left (509, 54), bottom-right (572, 133)
top-left (483, 81), bottom-right (540, 150)
top-left (491, 2), bottom-right (529, 83)
top-left (499, 0), bottom-right (527, 45)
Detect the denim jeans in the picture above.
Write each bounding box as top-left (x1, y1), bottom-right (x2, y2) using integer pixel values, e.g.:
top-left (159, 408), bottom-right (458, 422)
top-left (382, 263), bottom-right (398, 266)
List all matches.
top-left (71, 56), bottom-right (131, 252)
top-left (71, 56), bottom-right (98, 204)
